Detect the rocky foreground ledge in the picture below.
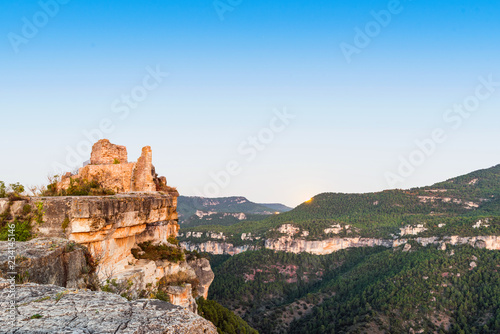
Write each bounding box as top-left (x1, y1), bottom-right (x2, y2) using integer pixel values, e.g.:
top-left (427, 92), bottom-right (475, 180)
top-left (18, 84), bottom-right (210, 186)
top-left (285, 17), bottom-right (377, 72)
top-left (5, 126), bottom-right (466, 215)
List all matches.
top-left (0, 279), bottom-right (217, 334)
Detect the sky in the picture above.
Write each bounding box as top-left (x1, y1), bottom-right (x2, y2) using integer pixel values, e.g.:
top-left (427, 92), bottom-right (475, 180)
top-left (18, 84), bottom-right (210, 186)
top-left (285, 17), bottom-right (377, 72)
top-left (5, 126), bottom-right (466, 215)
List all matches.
top-left (1, 0), bottom-right (499, 207)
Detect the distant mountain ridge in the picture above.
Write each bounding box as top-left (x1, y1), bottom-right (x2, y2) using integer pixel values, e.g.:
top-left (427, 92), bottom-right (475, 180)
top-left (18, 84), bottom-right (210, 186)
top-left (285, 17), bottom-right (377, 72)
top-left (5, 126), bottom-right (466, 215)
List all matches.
top-left (177, 196), bottom-right (292, 228)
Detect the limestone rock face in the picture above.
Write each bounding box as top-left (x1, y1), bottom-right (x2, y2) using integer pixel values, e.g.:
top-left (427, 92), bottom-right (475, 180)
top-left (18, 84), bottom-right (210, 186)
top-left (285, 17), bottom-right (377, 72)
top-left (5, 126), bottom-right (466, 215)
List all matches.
top-left (0, 281), bottom-right (217, 334)
top-left (264, 236), bottom-right (394, 255)
top-left (182, 226), bottom-right (500, 256)
top-left (182, 241), bottom-right (259, 256)
top-left (167, 284), bottom-right (197, 313)
top-left (90, 139), bottom-right (128, 165)
top-left (2, 194), bottom-right (179, 274)
top-left (0, 192), bottom-right (216, 312)
top-left (400, 224), bottom-right (428, 236)
top-left (0, 238), bottom-right (94, 289)
top-left (188, 258), bottom-right (215, 299)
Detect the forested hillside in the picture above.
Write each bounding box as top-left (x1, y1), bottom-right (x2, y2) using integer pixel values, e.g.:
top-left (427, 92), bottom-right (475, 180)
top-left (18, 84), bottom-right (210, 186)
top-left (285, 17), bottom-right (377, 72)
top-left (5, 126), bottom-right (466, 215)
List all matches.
top-left (184, 164), bottom-right (500, 333)
top-left (178, 196), bottom-right (292, 228)
top-left (208, 245), bottom-right (500, 334)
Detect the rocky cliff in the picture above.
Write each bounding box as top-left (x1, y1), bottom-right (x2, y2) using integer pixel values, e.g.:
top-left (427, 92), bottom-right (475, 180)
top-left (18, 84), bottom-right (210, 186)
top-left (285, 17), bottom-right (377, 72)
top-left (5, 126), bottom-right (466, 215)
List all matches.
top-left (0, 193), bottom-right (179, 277)
top-left (0, 140), bottom-right (215, 314)
top-left (180, 223), bottom-right (500, 256)
top-left (0, 192), bottom-right (212, 312)
top-left (182, 241), bottom-right (259, 256)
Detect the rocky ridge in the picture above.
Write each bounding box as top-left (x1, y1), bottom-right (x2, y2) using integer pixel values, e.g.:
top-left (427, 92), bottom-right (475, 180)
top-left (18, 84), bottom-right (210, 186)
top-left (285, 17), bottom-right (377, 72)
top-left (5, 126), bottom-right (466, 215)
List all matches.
top-left (180, 222), bottom-right (500, 255)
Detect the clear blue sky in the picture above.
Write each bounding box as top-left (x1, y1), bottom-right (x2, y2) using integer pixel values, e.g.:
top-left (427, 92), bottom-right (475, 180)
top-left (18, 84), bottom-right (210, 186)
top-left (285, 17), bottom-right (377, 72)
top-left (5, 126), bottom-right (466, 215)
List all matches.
top-left (1, 0), bottom-right (499, 207)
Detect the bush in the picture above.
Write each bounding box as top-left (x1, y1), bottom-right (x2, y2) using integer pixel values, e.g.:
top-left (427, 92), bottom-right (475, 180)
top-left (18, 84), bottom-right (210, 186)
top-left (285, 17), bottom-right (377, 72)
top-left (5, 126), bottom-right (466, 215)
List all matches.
top-left (22, 204), bottom-right (32, 215)
top-left (167, 236), bottom-right (179, 246)
top-left (0, 181), bottom-right (25, 198)
top-left (62, 217), bottom-right (70, 231)
top-left (0, 181), bottom-right (6, 198)
top-left (155, 290), bottom-right (170, 302)
top-left (34, 201), bottom-right (44, 225)
top-left (42, 177), bottom-right (115, 197)
top-left (0, 219), bottom-right (32, 241)
top-left (131, 242), bottom-right (185, 263)
top-left (9, 183), bottom-right (25, 194)
top-left (185, 249), bottom-right (209, 261)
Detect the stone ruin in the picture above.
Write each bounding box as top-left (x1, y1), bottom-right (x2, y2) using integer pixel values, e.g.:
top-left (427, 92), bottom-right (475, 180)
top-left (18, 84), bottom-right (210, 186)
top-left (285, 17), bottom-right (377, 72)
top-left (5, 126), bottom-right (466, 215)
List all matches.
top-left (58, 139), bottom-right (172, 193)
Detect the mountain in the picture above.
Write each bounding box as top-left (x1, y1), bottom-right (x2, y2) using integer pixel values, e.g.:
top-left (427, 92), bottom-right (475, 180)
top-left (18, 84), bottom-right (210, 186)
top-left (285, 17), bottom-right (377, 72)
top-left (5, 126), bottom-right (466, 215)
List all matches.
top-left (178, 164), bottom-right (500, 333)
top-left (177, 196), bottom-right (292, 228)
top-left (259, 203), bottom-right (293, 213)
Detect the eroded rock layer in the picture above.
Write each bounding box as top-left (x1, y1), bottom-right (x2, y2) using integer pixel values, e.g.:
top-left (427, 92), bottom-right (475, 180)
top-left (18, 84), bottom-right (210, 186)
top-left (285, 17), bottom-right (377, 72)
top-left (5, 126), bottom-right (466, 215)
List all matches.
top-left (0, 191), bottom-right (214, 312)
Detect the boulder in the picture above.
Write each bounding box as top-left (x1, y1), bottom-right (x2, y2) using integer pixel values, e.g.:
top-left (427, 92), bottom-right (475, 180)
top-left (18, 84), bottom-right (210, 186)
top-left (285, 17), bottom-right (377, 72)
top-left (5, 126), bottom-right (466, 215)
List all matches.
top-left (0, 238), bottom-right (94, 289)
top-left (0, 280), bottom-right (217, 334)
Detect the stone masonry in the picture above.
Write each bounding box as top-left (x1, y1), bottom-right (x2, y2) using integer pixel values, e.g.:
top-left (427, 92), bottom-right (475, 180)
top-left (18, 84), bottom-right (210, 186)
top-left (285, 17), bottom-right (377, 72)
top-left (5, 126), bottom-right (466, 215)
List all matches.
top-left (58, 139), bottom-right (169, 193)
top-left (90, 139), bottom-right (128, 165)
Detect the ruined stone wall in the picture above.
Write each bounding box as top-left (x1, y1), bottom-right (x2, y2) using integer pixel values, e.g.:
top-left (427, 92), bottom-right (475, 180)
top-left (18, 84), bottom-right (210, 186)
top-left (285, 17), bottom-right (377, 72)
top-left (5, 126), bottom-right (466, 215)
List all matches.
top-left (77, 163), bottom-right (136, 193)
top-left (131, 146), bottom-right (156, 192)
top-left (58, 139), bottom-right (165, 193)
top-left (90, 139), bottom-right (128, 165)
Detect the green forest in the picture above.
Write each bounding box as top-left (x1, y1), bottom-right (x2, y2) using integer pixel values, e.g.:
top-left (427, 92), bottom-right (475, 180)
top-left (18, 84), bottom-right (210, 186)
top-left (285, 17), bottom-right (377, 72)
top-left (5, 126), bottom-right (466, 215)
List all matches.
top-left (206, 245), bottom-right (500, 334)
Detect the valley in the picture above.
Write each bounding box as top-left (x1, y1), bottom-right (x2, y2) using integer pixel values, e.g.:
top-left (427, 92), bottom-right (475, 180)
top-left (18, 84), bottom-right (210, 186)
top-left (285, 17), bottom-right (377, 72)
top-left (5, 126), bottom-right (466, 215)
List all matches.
top-left (179, 164), bottom-right (500, 333)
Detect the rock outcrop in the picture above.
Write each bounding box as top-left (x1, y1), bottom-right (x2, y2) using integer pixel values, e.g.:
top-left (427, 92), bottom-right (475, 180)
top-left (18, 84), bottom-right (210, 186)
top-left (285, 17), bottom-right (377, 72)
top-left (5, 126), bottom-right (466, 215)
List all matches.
top-left (264, 236), bottom-right (394, 254)
top-left (0, 280), bottom-right (217, 334)
top-left (0, 238), bottom-right (95, 289)
top-left (182, 241), bottom-right (259, 256)
top-left (131, 146), bottom-right (156, 192)
top-left (188, 258), bottom-right (215, 299)
top-left (166, 284), bottom-right (197, 313)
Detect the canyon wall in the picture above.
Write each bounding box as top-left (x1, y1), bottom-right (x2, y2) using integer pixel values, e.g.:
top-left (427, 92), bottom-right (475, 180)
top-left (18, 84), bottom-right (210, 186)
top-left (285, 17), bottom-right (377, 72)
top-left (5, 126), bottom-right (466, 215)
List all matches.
top-left (181, 231), bottom-right (500, 256)
top-left (182, 241), bottom-right (259, 256)
top-left (0, 193), bottom-right (179, 272)
top-left (0, 193), bottom-right (215, 312)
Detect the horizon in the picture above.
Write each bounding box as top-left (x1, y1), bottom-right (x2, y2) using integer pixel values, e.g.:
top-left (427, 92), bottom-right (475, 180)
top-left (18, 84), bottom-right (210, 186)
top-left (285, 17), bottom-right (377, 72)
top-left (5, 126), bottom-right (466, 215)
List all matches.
top-left (1, 0), bottom-right (500, 207)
